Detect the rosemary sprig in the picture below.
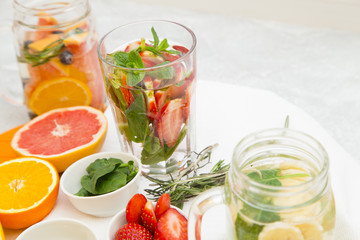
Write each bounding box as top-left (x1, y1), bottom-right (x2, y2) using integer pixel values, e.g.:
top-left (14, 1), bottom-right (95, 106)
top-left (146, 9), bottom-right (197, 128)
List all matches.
top-left (144, 144), bottom-right (230, 209)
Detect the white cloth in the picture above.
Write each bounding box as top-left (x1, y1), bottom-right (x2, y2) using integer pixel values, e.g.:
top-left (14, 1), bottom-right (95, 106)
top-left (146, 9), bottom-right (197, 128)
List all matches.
top-left (4, 81), bottom-right (360, 239)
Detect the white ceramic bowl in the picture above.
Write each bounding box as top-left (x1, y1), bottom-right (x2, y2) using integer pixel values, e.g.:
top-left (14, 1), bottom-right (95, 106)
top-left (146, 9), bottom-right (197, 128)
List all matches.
top-left (60, 152), bottom-right (142, 217)
top-left (17, 218), bottom-right (96, 240)
top-left (107, 204), bottom-right (186, 240)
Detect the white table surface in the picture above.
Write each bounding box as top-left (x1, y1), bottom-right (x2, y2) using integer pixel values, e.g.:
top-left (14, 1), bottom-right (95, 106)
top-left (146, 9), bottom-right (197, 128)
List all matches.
top-left (3, 80), bottom-right (360, 239)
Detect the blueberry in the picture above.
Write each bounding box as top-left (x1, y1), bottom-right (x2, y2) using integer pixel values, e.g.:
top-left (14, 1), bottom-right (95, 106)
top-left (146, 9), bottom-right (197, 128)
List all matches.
top-left (24, 40), bottom-right (33, 50)
top-left (59, 50), bottom-right (73, 65)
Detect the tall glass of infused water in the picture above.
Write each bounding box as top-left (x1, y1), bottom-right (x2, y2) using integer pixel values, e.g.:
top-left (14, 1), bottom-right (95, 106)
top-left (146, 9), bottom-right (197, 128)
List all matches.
top-left (12, 0), bottom-right (106, 117)
top-left (98, 20), bottom-right (196, 176)
top-left (188, 128), bottom-right (336, 240)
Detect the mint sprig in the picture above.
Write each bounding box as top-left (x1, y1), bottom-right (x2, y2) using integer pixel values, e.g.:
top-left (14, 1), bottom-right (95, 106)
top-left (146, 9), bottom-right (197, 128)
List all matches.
top-left (113, 50), bottom-right (145, 86)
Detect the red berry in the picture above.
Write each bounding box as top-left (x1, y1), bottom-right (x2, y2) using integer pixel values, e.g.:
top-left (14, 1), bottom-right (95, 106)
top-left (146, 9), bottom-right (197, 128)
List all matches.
top-left (155, 193), bottom-right (170, 219)
top-left (115, 223), bottom-right (153, 240)
top-left (141, 200), bottom-right (158, 234)
top-left (156, 99), bottom-right (184, 148)
top-left (154, 208), bottom-right (188, 240)
top-left (126, 194), bottom-right (147, 224)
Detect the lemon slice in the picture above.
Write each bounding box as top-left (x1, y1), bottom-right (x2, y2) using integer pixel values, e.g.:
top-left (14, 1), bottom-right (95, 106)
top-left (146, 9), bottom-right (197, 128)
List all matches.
top-left (259, 222), bottom-right (304, 240)
top-left (296, 222), bottom-right (323, 240)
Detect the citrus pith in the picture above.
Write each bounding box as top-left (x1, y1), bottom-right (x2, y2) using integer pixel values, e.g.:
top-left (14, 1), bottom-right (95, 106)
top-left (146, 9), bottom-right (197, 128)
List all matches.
top-left (11, 106), bottom-right (107, 172)
top-left (0, 157), bottom-right (59, 230)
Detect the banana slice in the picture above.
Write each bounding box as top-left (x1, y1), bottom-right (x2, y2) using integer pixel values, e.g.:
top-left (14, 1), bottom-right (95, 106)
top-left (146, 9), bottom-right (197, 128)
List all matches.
top-left (259, 222), bottom-right (304, 240)
top-left (296, 222), bottom-right (323, 240)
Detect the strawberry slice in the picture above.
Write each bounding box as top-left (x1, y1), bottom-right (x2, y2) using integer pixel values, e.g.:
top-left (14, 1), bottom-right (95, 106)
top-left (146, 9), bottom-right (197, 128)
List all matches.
top-left (154, 208), bottom-right (188, 240)
top-left (153, 79), bottom-right (162, 89)
top-left (155, 90), bottom-right (167, 110)
top-left (183, 88), bottom-right (191, 122)
top-left (173, 45), bottom-right (189, 54)
top-left (144, 76), bottom-right (157, 120)
top-left (156, 99), bottom-right (184, 148)
top-left (140, 51), bottom-right (164, 67)
top-left (120, 74), bottom-right (134, 107)
top-left (155, 193), bottom-right (170, 219)
top-left (115, 223), bottom-right (153, 240)
top-left (162, 52), bottom-right (180, 62)
top-left (124, 41), bottom-right (141, 52)
top-left (167, 71), bottom-right (194, 99)
top-left (126, 194), bottom-right (147, 224)
top-left (141, 200), bottom-right (158, 234)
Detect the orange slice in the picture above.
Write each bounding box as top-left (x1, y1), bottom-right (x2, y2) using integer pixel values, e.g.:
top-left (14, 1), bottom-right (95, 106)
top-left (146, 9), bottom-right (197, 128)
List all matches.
top-left (63, 32), bottom-right (89, 46)
top-left (28, 34), bottom-right (61, 52)
top-left (0, 221), bottom-right (4, 239)
top-left (11, 106), bottom-right (108, 172)
top-left (29, 77), bottom-right (92, 115)
top-left (0, 157), bottom-right (59, 229)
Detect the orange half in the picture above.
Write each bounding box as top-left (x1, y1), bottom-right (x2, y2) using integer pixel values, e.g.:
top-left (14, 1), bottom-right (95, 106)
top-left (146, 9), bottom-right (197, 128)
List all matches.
top-left (0, 157), bottom-right (59, 229)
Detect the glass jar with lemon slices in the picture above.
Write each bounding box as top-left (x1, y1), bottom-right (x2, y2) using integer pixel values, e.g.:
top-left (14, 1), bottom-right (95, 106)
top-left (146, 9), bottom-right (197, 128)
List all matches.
top-left (189, 128), bottom-right (335, 240)
top-left (13, 0), bottom-right (106, 117)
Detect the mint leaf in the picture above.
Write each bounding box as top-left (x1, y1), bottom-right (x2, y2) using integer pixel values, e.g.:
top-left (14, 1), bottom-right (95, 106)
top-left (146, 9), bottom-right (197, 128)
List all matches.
top-left (125, 94), bottom-right (149, 143)
top-left (158, 38), bottom-right (169, 51)
top-left (147, 61), bottom-right (175, 79)
top-left (128, 50), bottom-right (145, 68)
top-left (165, 49), bottom-right (182, 55)
top-left (127, 72), bottom-right (143, 86)
top-left (114, 52), bottom-right (129, 67)
top-left (247, 169), bottom-right (282, 186)
top-left (235, 213), bottom-right (263, 240)
top-left (151, 27), bottom-right (159, 48)
top-left (144, 46), bottom-right (164, 58)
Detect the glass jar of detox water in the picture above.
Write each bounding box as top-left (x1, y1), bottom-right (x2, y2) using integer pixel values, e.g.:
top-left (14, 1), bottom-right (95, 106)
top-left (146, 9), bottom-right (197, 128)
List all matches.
top-left (188, 128), bottom-right (335, 240)
top-left (12, 0), bottom-right (106, 117)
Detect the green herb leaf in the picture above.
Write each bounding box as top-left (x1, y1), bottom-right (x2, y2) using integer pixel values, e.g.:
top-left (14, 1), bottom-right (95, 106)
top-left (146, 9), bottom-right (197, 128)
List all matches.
top-left (143, 46), bottom-right (164, 58)
top-left (127, 72), bottom-right (145, 86)
top-left (144, 144), bottom-right (230, 209)
top-left (75, 158), bottom-right (138, 196)
top-left (158, 38), bottom-right (169, 51)
top-left (247, 169), bottom-right (282, 186)
top-left (74, 187), bottom-right (94, 197)
top-left (235, 213), bottom-right (263, 240)
top-left (114, 52), bottom-right (129, 67)
top-left (247, 169), bottom-right (310, 186)
top-left (125, 94), bottom-right (149, 143)
top-left (151, 27), bottom-right (159, 48)
top-left (147, 61), bottom-right (175, 79)
top-left (128, 50), bottom-right (145, 68)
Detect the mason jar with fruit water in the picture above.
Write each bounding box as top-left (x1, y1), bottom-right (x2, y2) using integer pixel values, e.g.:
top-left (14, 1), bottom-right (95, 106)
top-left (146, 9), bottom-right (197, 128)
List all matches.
top-left (12, 0), bottom-right (106, 117)
top-left (188, 128), bottom-right (336, 240)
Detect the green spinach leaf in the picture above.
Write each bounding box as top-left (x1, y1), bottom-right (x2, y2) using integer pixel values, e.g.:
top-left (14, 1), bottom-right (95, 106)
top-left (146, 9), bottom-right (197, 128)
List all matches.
top-left (125, 94), bottom-right (149, 143)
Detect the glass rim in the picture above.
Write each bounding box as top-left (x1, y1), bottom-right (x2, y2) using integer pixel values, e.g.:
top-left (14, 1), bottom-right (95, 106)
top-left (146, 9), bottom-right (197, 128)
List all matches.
top-left (231, 128), bottom-right (330, 193)
top-left (13, 0), bottom-right (89, 28)
top-left (13, 0), bottom-right (84, 12)
top-left (97, 19), bottom-right (197, 71)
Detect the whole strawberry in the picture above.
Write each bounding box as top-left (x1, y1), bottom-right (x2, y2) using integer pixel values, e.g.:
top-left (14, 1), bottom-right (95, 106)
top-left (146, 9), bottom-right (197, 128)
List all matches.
top-left (115, 223), bottom-right (153, 240)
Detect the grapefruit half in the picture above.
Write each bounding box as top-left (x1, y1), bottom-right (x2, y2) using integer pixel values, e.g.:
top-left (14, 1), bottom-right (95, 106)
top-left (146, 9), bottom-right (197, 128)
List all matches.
top-left (11, 106), bottom-right (108, 172)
